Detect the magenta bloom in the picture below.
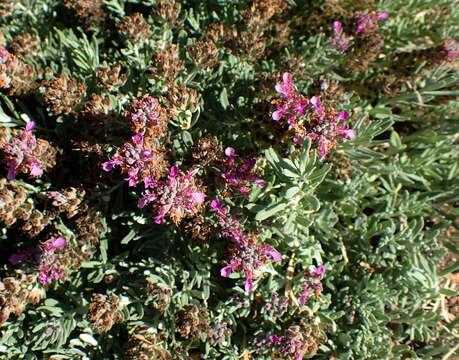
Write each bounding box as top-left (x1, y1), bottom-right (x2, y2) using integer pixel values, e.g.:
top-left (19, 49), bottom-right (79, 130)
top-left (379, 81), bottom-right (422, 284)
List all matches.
top-left (8, 236), bottom-right (67, 284)
top-left (211, 200), bottom-right (281, 292)
top-left (330, 21), bottom-right (352, 52)
top-left (138, 165), bottom-right (205, 225)
top-left (355, 11), bottom-right (387, 32)
top-left (272, 73), bottom-right (356, 159)
top-left (298, 265), bottom-right (326, 305)
top-left (2, 122), bottom-right (45, 180)
top-left (102, 133), bottom-right (164, 186)
top-left (220, 147), bottom-right (265, 196)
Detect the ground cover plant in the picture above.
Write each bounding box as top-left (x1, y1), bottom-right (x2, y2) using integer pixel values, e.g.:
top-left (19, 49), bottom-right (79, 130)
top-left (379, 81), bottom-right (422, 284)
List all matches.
top-left (0, 0), bottom-right (458, 359)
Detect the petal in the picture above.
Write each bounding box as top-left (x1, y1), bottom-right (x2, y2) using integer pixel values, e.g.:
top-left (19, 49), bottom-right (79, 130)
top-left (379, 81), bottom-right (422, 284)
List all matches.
top-left (168, 165), bottom-right (179, 177)
top-left (220, 265), bottom-right (233, 277)
top-left (225, 147), bottom-right (236, 157)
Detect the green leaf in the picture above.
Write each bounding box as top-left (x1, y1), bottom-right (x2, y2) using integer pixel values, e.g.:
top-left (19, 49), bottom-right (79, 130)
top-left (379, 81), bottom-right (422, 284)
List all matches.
top-left (255, 202), bottom-right (289, 221)
top-left (220, 88), bottom-right (229, 110)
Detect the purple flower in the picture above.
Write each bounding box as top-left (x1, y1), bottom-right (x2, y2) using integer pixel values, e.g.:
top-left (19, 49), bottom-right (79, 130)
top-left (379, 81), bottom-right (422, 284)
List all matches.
top-left (2, 122), bottom-right (46, 180)
top-left (220, 147), bottom-right (264, 196)
top-left (102, 133), bottom-right (164, 186)
top-left (330, 21), bottom-right (352, 52)
top-left (138, 165), bottom-right (205, 225)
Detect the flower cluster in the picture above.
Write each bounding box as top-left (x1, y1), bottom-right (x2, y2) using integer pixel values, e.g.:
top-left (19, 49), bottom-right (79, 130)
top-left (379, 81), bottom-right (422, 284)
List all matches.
top-left (272, 73), bottom-right (355, 159)
top-left (125, 95), bottom-right (168, 138)
top-left (1, 122), bottom-right (45, 180)
top-left (211, 200), bottom-right (281, 292)
top-left (9, 237), bottom-right (67, 284)
top-left (103, 95), bottom-right (169, 186)
top-left (138, 165), bottom-right (205, 225)
top-left (102, 133), bottom-right (166, 186)
top-left (297, 265), bottom-right (325, 305)
top-left (254, 323), bottom-right (323, 360)
top-left (330, 12), bottom-right (389, 52)
top-left (330, 21), bottom-right (352, 52)
top-left (88, 293), bottom-right (123, 334)
top-left (220, 147), bottom-right (265, 196)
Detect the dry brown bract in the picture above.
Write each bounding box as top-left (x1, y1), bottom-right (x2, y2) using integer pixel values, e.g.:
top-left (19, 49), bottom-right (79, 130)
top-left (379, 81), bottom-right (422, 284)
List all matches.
top-left (147, 281), bottom-right (173, 311)
top-left (88, 293), bottom-right (123, 334)
top-left (0, 275), bottom-right (45, 324)
top-left (117, 13), bottom-right (151, 43)
top-left (147, 44), bottom-right (184, 82)
top-left (9, 33), bottom-right (40, 59)
top-left (96, 64), bottom-right (127, 92)
top-left (187, 40), bottom-right (219, 70)
top-left (176, 304), bottom-right (209, 341)
top-left (152, 0), bottom-right (181, 27)
top-left (0, 47), bottom-right (37, 95)
top-left (124, 329), bottom-right (172, 360)
top-left (64, 0), bottom-right (106, 28)
top-left (43, 73), bottom-right (87, 115)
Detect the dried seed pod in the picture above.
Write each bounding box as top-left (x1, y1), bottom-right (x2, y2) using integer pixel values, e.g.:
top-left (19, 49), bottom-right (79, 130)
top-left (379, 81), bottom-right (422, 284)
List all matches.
top-left (117, 13), bottom-right (151, 43)
top-left (43, 74), bottom-right (87, 115)
top-left (9, 33), bottom-right (40, 58)
top-left (64, 0), bottom-right (106, 28)
top-left (88, 293), bottom-right (123, 334)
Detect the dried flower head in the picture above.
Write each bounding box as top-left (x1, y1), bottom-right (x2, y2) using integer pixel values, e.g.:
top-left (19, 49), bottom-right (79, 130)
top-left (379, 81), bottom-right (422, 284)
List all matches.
top-left (176, 305), bottom-right (209, 340)
top-left (147, 280), bottom-right (173, 311)
top-left (187, 40), bottom-right (219, 69)
top-left (117, 13), bottom-right (151, 43)
top-left (163, 83), bottom-right (200, 125)
top-left (124, 330), bottom-right (172, 360)
top-left (64, 0), bottom-right (106, 28)
top-left (138, 165), bottom-right (205, 225)
top-left (96, 64), bottom-right (127, 92)
top-left (152, 0), bottom-right (181, 27)
top-left (88, 293), bottom-right (123, 333)
top-left (9, 33), bottom-right (40, 58)
top-left (125, 95), bottom-right (168, 138)
top-left (147, 44), bottom-right (184, 82)
top-left (0, 47), bottom-right (36, 95)
top-left (43, 73), bottom-right (87, 115)
top-left (0, 276), bottom-right (45, 324)
top-left (191, 136), bottom-right (223, 168)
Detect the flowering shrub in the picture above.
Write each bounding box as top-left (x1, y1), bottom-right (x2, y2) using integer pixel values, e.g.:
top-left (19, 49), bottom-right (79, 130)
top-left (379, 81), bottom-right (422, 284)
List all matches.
top-left (0, 1), bottom-right (458, 359)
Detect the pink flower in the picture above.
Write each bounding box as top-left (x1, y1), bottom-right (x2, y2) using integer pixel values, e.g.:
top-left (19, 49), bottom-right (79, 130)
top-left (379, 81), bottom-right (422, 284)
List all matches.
top-left (275, 73), bottom-right (295, 98)
top-left (220, 148), bottom-right (264, 196)
top-left (138, 165), bottom-right (205, 225)
top-left (330, 21), bottom-right (352, 52)
top-left (102, 133), bottom-right (163, 187)
top-left (377, 12), bottom-right (389, 20)
top-left (2, 122), bottom-right (46, 180)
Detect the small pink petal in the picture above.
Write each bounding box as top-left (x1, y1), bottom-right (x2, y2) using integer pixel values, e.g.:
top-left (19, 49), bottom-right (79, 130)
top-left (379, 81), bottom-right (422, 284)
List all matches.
top-left (225, 147), bottom-right (236, 157)
top-left (168, 165), bottom-right (179, 177)
top-left (377, 12), bottom-right (389, 20)
top-left (333, 21), bottom-right (343, 32)
top-left (191, 191), bottom-right (205, 203)
top-left (343, 129), bottom-right (356, 140)
top-left (50, 237), bottom-right (66, 249)
top-left (25, 122), bottom-right (36, 131)
top-left (220, 265), bottom-right (233, 277)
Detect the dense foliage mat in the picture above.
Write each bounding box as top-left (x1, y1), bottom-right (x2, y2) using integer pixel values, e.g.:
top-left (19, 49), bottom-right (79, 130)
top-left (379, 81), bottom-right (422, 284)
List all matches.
top-left (0, 0), bottom-right (458, 359)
